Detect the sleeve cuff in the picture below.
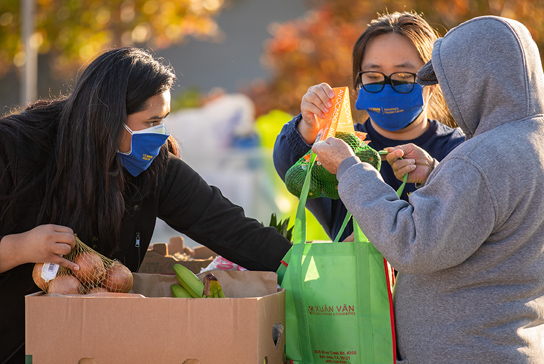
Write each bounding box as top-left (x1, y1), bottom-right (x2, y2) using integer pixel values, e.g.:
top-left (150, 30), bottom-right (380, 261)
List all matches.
top-left (337, 156), bottom-right (361, 180)
top-left (285, 114), bottom-right (314, 155)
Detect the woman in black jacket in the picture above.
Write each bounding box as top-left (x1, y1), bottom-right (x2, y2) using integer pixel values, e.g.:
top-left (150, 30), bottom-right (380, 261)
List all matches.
top-left (0, 47), bottom-right (291, 364)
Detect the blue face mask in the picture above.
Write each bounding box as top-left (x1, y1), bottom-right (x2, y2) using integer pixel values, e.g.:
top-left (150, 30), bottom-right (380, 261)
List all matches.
top-left (355, 84), bottom-right (425, 131)
top-left (118, 124), bottom-right (170, 177)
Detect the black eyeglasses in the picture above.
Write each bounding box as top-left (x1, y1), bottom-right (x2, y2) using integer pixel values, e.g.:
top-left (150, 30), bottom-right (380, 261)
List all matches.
top-left (357, 71), bottom-right (417, 94)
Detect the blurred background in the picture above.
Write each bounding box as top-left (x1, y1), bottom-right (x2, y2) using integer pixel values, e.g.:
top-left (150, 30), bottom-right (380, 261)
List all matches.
top-left (1, 0), bottom-right (543, 246)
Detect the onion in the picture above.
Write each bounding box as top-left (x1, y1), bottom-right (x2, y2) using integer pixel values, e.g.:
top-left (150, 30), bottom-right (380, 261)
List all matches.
top-left (73, 251), bottom-right (106, 286)
top-left (32, 263), bottom-right (49, 292)
top-left (86, 286), bottom-right (109, 294)
top-left (48, 274), bottom-right (83, 295)
top-left (102, 261), bottom-right (133, 293)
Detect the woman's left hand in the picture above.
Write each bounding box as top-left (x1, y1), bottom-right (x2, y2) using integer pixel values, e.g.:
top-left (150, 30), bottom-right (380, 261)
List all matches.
top-left (312, 137), bottom-right (355, 174)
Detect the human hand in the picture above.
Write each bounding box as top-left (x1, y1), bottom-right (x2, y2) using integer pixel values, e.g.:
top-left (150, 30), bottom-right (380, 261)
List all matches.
top-left (298, 83), bottom-right (335, 144)
top-left (384, 143), bottom-right (436, 185)
top-left (312, 137), bottom-right (355, 175)
top-left (12, 225), bottom-right (79, 271)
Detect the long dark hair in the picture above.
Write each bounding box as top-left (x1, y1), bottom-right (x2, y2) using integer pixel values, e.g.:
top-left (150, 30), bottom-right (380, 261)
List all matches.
top-left (352, 11), bottom-right (455, 128)
top-left (0, 47), bottom-right (177, 253)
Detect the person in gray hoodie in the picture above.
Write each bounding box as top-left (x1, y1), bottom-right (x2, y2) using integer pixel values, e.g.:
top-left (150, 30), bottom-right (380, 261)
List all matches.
top-left (312, 15), bottom-right (544, 363)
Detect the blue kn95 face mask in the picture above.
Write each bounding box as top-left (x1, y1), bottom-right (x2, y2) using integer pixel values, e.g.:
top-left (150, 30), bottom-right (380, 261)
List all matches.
top-left (118, 124), bottom-right (170, 177)
top-left (355, 84), bottom-right (425, 131)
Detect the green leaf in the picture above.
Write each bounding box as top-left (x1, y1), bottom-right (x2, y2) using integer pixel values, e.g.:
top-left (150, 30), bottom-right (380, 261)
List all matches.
top-left (266, 212), bottom-right (293, 242)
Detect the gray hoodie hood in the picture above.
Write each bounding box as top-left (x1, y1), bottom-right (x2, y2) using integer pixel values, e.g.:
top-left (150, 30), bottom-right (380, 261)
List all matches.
top-left (429, 16), bottom-right (544, 139)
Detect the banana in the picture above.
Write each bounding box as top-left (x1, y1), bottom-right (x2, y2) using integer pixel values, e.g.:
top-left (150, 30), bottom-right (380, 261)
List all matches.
top-left (203, 273), bottom-right (226, 298)
top-left (202, 273), bottom-right (213, 298)
top-left (171, 283), bottom-right (193, 298)
top-left (211, 277), bottom-right (226, 298)
top-left (173, 264), bottom-right (204, 298)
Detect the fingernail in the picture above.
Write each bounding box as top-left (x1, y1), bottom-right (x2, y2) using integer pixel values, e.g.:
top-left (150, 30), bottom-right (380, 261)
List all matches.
top-left (327, 101), bottom-right (332, 107)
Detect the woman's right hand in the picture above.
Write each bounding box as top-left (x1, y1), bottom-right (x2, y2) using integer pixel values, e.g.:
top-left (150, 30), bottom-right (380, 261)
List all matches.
top-left (0, 224), bottom-right (79, 273)
top-left (298, 83), bottom-right (336, 144)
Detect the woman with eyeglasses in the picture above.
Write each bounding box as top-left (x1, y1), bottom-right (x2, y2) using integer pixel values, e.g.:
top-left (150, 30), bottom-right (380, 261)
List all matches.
top-left (0, 47), bottom-right (292, 364)
top-left (273, 11), bottom-right (465, 241)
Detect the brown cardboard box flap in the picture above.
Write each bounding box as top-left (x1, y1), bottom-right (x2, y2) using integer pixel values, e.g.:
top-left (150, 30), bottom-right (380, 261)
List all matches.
top-left (132, 270), bottom-right (278, 298)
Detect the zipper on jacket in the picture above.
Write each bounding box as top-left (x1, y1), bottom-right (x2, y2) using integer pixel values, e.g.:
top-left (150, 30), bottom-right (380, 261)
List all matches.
top-left (135, 232), bottom-right (141, 272)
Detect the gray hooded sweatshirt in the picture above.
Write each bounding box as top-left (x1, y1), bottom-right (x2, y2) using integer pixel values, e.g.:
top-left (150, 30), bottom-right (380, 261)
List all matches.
top-left (336, 16), bottom-right (544, 363)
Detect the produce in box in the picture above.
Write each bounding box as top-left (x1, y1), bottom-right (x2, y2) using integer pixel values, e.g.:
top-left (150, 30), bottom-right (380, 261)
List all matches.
top-left (32, 236), bottom-right (133, 295)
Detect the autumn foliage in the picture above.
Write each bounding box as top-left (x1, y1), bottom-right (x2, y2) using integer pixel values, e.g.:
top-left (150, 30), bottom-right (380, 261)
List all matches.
top-left (0, 0), bottom-right (226, 78)
top-left (245, 8), bottom-right (362, 118)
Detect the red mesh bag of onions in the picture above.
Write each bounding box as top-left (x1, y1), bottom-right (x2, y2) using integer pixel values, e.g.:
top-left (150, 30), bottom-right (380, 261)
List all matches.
top-left (32, 236), bottom-right (133, 295)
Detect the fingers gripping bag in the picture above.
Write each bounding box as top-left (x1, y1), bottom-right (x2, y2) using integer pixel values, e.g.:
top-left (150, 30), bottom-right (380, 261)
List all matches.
top-left (32, 236), bottom-right (133, 295)
top-left (278, 88), bottom-right (398, 364)
top-left (284, 87), bottom-right (381, 199)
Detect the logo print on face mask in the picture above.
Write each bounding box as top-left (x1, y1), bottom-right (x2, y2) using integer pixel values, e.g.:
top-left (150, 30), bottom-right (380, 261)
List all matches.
top-left (118, 124), bottom-right (170, 177)
top-left (355, 84), bottom-right (425, 131)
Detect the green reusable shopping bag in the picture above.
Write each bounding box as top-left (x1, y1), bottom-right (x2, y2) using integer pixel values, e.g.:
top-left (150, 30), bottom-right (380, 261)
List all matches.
top-left (278, 152), bottom-right (397, 364)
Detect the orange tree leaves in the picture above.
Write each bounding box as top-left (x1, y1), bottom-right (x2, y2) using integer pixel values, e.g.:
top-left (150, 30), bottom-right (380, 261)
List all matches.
top-left (246, 8), bottom-right (362, 118)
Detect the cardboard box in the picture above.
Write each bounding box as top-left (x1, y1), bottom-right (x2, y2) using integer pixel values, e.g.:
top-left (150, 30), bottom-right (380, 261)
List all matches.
top-left (138, 236), bottom-right (217, 274)
top-left (25, 271), bottom-right (285, 364)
